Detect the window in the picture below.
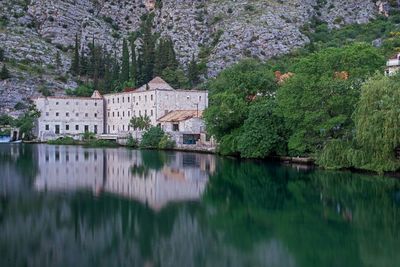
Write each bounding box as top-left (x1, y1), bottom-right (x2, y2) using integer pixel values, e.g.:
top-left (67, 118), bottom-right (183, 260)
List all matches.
top-left (66, 124), bottom-right (70, 131)
top-left (66, 101), bottom-right (69, 105)
top-left (128, 125), bottom-right (130, 131)
top-left (108, 112), bottom-right (110, 117)
top-left (139, 111), bottom-right (141, 116)
top-left (199, 96), bottom-right (202, 101)
top-left (45, 125), bottom-right (49, 131)
top-left (76, 125), bottom-right (79, 131)
top-left (46, 112), bottom-right (49, 116)
top-left (145, 110), bottom-right (147, 116)
top-left (122, 97), bottom-right (124, 103)
top-left (123, 111), bottom-right (125, 117)
top-left (133, 96), bottom-right (135, 102)
top-left (56, 112), bottom-right (59, 117)
top-left (76, 113), bottom-right (79, 117)
top-left (113, 112), bottom-right (115, 117)
top-left (66, 112), bottom-right (69, 117)
top-left (145, 95), bottom-right (147, 102)
top-left (112, 98), bottom-right (115, 104)
top-left (128, 111), bottom-right (130, 117)
top-left (117, 112), bottom-right (119, 117)
top-left (151, 110), bottom-right (153, 116)
top-left (85, 113), bottom-right (88, 117)
top-left (95, 102), bottom-right (97, 106)
top-left (108, 125), bottom-right (110, 133)
top-left (128, 97), bottom-right (130, 102)
top-left (187, 96), bottom-right (190, 100)
top-left (113, 125), bottom-right (115, 131)
top-left (117, 98), bottom-right (119, 103)
top-left (122, 125), bottom-right (125, 131)
top-left (84, 125), bottom-right (89, 132)
top-left (94, 125), bottom-right (98, 134)
top-left (108, 99), bottom-right (110, 104)
top-left (76, 102), bottom-right (79, 105)
top-left (56, 102), bottom-right (59, 105)
top-left (151, 95), bottom-right (153, 101)
top-left (173, 124), bottom-right (179, 132)
top-left (55, 125), bottom-right (60, 134)
top-left (85, 102), bottom-right (88, 106)
top-left (139, 96), bottom-right (141, 101)
top-left (94, 113), bottom-right (97, 118)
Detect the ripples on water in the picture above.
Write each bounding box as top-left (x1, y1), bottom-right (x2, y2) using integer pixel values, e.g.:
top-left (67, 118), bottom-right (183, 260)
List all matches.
top-left (0, 144), bottom-right (399, 267)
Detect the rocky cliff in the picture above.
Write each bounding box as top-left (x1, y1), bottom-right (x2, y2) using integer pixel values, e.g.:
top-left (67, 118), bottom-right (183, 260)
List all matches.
top-left (0, 0), bottom-right (393, 114)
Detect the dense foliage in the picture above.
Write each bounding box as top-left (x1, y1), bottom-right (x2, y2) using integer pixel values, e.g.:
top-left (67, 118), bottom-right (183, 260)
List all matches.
top-left (140, 126), bottom-right (175, 149)
top-left (204, 26), bottom-right (400, 173)
top-left (318, 74), bottom-right (400, 173)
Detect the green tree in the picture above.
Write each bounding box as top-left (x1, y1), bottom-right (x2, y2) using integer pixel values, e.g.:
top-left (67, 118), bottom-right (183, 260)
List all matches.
top-left (277, 43), bottom-right (384, 156)
top-left (70, 34), bottom-right (80, 75)
top-left (237, 98), bottom-right (288, 158)
top-left (120, 39), bottom-right (130, 84)
top-left (140, 126), bottom-right (164, 148)
top-left (129, 115), bottom-right (151, 131)
top-left (130, 38), bottom-right (137, 87)
top-left (139, 13), bottom-right (156, 83)
top-left (352, 73), bottom-right (400, 173)
top-left (0, 64), bottom-right (10, 80)
top-left (161, 67), bottom-right (188, 89)
top-left (0, 47), bottom-right (4, 62)
top-left (14, 105), bottom-right (40, 140)
top-left (204, 59), bottom-right (277, 142)
top-left (188, 54), bottom-right (200, 87)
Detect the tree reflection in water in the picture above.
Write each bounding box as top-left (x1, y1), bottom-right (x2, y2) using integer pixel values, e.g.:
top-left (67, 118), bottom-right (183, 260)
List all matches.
top-left (0, 145), bottom-right (399, 267)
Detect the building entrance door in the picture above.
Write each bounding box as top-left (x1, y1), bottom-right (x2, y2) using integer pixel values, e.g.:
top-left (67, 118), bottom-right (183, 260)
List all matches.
top-left (55, 125), bottom-right (60, 134)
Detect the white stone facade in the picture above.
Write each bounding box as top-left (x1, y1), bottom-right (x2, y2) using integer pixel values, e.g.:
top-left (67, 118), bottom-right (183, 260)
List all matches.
top-left (33, 77), bottom-right (209, 141)
top-left (33, 92), bottom-right (104, 141)
top-left (103, 77), bottom-right (208, 135)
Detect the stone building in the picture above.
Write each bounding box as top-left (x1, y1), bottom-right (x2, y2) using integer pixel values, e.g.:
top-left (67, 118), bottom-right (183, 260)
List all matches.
top-left (103, 77), bottom-right (208, 135)
top-left (157, 110), bottom-right (215, 148)
top-left (385, 53), bottom-right (400, 76)
top-left (33, 91), bottom-right (104, 141)
top-left (33, 77), bottom-right (210, 143)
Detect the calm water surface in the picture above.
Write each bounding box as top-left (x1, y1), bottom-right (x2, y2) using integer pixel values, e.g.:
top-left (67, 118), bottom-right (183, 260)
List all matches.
top-left (0, 144), bottom-right (399, 267)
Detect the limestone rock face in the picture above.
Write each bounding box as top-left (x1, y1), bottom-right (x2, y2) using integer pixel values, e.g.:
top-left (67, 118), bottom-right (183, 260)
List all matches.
top-left (0, 0), bottom-right (395, 113)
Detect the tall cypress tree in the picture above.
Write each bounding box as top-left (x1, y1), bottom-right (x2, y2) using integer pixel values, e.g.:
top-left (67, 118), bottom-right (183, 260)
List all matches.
top-left (70, 34), bottom-right (80, 75)
top-left (188, 54), bottom-right (200, 87)
top-left (120, 39), bottom-right (130, 84)
top-left (141, 14), bottom-right (156, 83)
top-left (130, 39), bottom-right (137, 87)
top-left (136, 50), bottom-right (145, 86)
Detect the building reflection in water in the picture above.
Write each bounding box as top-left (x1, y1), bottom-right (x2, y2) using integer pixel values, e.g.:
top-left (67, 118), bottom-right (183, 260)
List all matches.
top-left (34, 145), bottom-right (215, 210)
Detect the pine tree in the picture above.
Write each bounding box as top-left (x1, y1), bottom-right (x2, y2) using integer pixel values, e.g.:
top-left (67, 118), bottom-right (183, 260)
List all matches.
top-left (120, 39), bottom-right (130, 84)
top-left (70, 34), bottom-right (80, 75)
top-left (0, 64), bottom-right (10, 80)
top-left (188, 54), bottom-right (200, 87)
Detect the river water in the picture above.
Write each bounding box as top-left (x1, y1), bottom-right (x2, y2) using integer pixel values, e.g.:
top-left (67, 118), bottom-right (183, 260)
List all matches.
top-left (0, 144), bottom-right (399, 267)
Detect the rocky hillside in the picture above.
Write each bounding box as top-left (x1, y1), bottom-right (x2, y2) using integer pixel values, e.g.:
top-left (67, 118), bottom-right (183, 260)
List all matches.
top-left (0, 0), bottom-right (394, 114)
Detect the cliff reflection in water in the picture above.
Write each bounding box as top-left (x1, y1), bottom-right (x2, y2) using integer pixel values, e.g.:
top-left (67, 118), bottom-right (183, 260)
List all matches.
top-left (34, 145), bottom-right (215, 210)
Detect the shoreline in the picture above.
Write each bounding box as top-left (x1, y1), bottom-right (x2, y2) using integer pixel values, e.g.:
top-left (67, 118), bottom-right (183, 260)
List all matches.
top-left (17, 140), bottom-right (400, 178)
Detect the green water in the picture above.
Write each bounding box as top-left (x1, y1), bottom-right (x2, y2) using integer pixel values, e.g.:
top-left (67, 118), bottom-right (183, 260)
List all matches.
top-left (0, 144), bottom-right (399, 267)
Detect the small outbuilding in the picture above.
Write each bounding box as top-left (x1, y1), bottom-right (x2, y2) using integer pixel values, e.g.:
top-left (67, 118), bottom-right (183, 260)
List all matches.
top-left (157, 110), bottom-right (215, 149)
